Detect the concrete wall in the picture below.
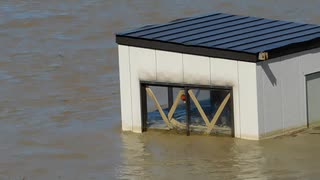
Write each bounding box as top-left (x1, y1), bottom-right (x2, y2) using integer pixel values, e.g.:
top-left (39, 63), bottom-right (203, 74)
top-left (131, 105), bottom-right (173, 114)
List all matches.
top-left (118, 45), bottom-right (260, 139)
top-left (256, 48), bottom-right (320, 138)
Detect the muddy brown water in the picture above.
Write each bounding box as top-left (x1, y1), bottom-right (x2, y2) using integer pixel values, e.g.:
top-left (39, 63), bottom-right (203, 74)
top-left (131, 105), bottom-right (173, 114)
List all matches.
top-left (1, 0), bottom-right (320, 179)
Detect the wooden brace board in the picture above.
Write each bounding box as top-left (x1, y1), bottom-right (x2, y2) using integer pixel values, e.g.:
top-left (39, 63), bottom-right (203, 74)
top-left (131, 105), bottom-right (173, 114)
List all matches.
top-left (146, 87), bottom-right (186, 129)
top-left (146, 87), bottom-right (231, 134)
top-left (188, 90), bottom-right (231, 134)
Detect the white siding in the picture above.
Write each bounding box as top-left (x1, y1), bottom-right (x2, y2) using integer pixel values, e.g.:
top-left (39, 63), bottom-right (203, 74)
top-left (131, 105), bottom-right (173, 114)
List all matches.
top-left (119, 44), bottom-right (320, 139)
top-left (119, 45), bottom-right (262, 139)
top-left (257, 59), bottom-right (284, 135)
top-left (281, 58), bottom-right (303, 129)
top-left (118, 45), bottom-right (132, 131)
top-left (256, 65), bottom-right (265, 137)
top-left (300, 49), bottom-right (320, 126)
top-left (211, 58), bottom-right (238, 86)
top-left (256, 48), bottom-right (320, 137)
top-left (210, 58), bottom-right (241, 138)
top-left (300, 51), bottom-right (320, 75)
top-left (156, 50), bottom-right (183, 83)
top-left (183, 54), bottom-right (210, 85)
top-left (238, 62), bottom-right (259, 140)
top-left (129, 47), bottom-right (157, 132)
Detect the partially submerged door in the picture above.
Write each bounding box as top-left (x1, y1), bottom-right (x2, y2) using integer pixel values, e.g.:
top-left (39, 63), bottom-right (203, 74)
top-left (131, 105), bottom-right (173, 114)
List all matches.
top-left (306, 72), bottom-right (320, 126)
top-left (141, 82), bottom-right (234, 136)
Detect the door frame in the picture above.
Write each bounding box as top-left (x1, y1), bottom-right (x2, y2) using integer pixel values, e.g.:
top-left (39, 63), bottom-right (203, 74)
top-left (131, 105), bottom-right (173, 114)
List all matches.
top-left (305, 71), bottom-right (320, 128)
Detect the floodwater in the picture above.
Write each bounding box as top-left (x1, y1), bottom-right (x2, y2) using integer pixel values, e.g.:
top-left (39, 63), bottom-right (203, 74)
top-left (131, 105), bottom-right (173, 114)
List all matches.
top-left (1, 0), bottom-right (320, 179)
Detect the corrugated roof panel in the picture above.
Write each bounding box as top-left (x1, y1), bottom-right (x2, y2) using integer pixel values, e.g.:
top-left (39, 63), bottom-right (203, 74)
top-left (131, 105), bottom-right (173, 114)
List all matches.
top-left (212, 24), bottom-right (315, 48)
top-left (127, 13), bottom-right (229, 37)
top-left (174, 19), bottom-right (275, 43)
top-left (142, 15), bottom-right (244, 39)
top-left (117, 13), bottom-right (220, 35)
top-left (186, 21), bottom-right (291, 46)
top-left (232, 27), bottom-right (320, 51)
top-left (247, 33), bottom-right (320, 53)
top-left (116, 12), bottom-right (320, 62)
top-left (158, 17), bottom-right (261, 41)
top-left (201, 22), bottom-right (295, 46)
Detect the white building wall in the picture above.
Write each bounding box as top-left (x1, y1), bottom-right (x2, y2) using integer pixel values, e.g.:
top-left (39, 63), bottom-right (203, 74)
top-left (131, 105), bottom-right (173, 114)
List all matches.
top-left (256, 58), bottom-right (285, 136)
top-left (129, 47), bottom-right (157, 132)
top-left (238, 62), bottom-right (260, 140)
top-left (183, 54), bottom-right (210, 85)
top-left (119, 45), bottom-right (320, 139)
top-left (256, 48), bottom-right (320, 138)
top-left (156, 50), bottom-right (183, 83)
top-left (119, 45), bottom-right (262, 139)
top-left (118, 45), bottom-right (133, 131)
top-left (299, 49), bottom-right (320, 127)
top-left (299, 49), bottom-right (320, 126)
top-left (210, 58), bottom-right (241, 138)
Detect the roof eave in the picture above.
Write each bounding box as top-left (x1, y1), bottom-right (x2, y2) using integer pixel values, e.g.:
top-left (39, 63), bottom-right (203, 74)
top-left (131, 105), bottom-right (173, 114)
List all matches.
top-left (116, 35), bottom-right (259, 63)
top-left (266, 37), bottom-right (320, 60)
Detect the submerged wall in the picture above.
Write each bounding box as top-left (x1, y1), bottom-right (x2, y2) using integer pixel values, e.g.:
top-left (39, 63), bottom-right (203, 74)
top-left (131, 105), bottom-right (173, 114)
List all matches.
top-left (118, 45), bottom-right (260, 140)
top-left (256, 48), bottom-right (320, 138)
top-left (119, 45), bottom-right (320, 140)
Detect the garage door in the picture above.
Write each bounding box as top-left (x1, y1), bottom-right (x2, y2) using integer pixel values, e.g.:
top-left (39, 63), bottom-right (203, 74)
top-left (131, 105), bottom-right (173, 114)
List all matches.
top-left (306, 72), bottom-right (320, 126)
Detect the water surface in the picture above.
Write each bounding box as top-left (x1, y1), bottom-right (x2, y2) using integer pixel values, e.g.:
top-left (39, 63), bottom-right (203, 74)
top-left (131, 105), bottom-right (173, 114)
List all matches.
top-left (1, 0), bottom-right (320, 179)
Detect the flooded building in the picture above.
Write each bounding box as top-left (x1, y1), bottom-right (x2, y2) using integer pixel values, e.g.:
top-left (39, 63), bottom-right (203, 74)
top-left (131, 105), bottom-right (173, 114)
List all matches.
top-left (116, 12), bottom-right (320, 140)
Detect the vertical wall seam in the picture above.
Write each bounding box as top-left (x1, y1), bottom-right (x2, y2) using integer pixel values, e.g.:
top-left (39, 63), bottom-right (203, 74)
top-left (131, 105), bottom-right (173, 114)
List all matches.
top-left (182, 53), bottom-right (184, 83)
top-left (296, 57), bottom-right (301, 125)
top-left (261, 63), bottom-right (266, 136)
top-left (254, 64), bottom-right (261, 138)
top-left (128, 47), bottom-right (134, 131)
top-left (280, 57), bottom-right (285, 133)
top-left (155, 49), bottom-right (157, 81)
top-left (298, 56), bottom-right (306, 125)
top-left (237, 61), bottom-right (241, 138)
top-left (209, 57), bottom-right (212, 85)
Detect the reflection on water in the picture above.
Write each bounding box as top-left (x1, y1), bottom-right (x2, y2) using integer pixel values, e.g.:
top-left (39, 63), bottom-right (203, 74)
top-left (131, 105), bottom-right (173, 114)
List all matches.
top-left (119, 131), bottom-right (320, 180)
top-left (232, 141), bottom-right (266, 180)
top-left (1, 0), bottom-right (320, 179)
top-left (118, 133), bottom-right (151, 179)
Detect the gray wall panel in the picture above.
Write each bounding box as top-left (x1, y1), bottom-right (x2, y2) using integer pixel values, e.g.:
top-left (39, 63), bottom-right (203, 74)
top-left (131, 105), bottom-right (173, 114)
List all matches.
top-left (306, 72), bottom-right (320, 124)
top-left (257, 48), bottom-right (320, 137)
top-left (280, 57), bottom-right (304, 129)
top-left (256, 65), bottom-right (265, 135)
top-left (258, 59), bottom-right (283, 133)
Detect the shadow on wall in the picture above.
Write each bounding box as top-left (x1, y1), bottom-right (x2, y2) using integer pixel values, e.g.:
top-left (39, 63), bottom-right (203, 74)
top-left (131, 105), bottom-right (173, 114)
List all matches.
top-left (262, 63), bottom-right (277, 86)
top-left (260, 47), bottom-right (320, 87)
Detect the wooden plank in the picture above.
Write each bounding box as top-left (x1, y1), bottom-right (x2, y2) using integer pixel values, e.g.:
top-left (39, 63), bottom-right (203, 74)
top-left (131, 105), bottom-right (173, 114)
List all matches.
top-left (188, 90), bottom-right (210, 126)
top-left (206, 93), bottom-right (231, 134)
top-left (168, 90), bottom-right (184, 120)
top-left (146, 87), bottom-right (172, 128)
top-left (171, 118), bottom-right (187, 129)
top-left (185, 88), bottom-right (190, 136)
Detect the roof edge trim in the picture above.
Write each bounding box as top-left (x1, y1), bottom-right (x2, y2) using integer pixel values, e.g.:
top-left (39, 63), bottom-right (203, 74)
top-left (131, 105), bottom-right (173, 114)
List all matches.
top-left (116, 35), bottom-right (258, 62)
top-left (267, 37), bottom-right (320, 59)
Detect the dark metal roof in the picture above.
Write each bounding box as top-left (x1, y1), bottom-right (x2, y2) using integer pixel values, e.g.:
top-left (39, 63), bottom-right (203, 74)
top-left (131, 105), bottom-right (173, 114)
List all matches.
top-left (116, 12), bottom-right (320, 62)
